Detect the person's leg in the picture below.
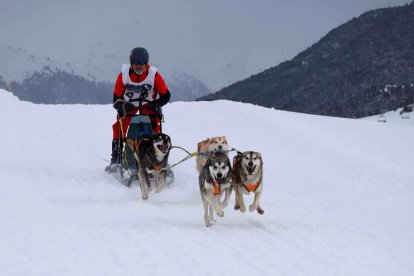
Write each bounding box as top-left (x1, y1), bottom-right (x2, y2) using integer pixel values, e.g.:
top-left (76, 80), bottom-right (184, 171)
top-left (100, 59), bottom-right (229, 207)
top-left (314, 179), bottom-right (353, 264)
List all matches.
top-left (150, 116), bottom-right (161, 134)
top-left (105, 117), bottom-right (131, 172)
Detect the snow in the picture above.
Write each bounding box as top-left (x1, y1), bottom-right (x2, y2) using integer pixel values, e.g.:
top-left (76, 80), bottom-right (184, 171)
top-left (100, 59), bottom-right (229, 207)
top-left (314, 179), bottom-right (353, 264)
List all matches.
top-left (364, 105), bottom-right (414, 126)
top-left (1, 88), bottom-right (414, 275)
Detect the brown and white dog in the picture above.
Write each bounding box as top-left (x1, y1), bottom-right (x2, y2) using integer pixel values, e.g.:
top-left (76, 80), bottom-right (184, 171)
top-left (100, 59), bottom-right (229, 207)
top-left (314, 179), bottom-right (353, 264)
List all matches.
top-left (127, 133), bottom-right (171, 200)
top-left (233, 151), bottom-right (264, 215)
top-left (198, 152), bottom-right (233, 227)
top-left (196, 136), bottom-right (229, 174)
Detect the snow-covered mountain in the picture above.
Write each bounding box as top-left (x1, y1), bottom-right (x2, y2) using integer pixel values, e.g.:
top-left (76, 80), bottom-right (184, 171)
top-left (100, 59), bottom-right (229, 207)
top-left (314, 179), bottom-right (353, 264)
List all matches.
top-left (0, 0), bottom-right (411, 91)
top-left (1, 88), bottom-right (413, 275)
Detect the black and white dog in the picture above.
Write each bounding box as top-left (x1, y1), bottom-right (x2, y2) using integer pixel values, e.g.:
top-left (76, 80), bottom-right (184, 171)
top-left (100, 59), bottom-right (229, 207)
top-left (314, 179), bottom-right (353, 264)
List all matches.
top-left (133, 133), bottom-right (171, 200)
top-left (198, 153), bottom-right (233, 227)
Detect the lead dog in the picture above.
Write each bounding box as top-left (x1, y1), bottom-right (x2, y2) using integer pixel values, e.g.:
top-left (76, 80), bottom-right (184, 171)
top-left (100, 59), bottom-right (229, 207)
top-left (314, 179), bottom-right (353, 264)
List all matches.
top-left (127, 133), bottom-right (171, 200)
top-left (199, 153), bottom-right (233, 227)
top-left (233, 151), bottom-right (264, 215)
top-left (196, 136), bottom-right (232, 208)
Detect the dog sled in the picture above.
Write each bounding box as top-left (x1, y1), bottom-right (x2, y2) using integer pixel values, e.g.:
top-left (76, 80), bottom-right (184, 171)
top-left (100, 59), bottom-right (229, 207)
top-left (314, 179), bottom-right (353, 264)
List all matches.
top-left (111, 84), bottom-right (174, 188)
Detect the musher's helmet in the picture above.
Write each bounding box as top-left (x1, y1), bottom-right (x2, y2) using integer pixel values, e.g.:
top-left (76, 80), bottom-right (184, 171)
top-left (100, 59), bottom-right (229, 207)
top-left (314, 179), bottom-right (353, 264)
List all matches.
top-left (130, 47), bottom-right (149, 65)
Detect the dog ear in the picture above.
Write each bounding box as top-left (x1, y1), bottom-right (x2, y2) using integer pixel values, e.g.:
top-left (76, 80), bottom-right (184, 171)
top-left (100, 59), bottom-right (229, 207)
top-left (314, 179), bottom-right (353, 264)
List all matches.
top-left (206, 156), bottom-right (213, 168)
top-left (226, 157), bottom-right (234, 181)
top-left (256, 152), bottom-right (263, 165)
top-left (226, 157), bottom-right (232, 169)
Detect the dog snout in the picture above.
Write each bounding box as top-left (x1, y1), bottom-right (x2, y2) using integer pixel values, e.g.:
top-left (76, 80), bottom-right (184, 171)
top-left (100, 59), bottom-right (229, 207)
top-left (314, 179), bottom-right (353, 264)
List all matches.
top-left (218, 145), bottom-right (223, 150)
top-left (248, 161), bottom-right (253, 166)
top-left (217, 172), bottom-right (223, 179)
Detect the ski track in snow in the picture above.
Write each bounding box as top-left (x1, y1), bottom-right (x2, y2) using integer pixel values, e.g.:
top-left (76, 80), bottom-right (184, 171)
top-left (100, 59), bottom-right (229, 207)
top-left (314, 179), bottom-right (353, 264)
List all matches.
top-left (1, 90), bottom-right (414, 276)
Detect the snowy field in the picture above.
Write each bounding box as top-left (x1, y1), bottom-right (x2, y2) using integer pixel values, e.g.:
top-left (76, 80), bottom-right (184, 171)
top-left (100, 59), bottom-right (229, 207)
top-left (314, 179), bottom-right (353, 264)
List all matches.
top-left (364, 105), bottom-right (414, 126)
top-left (1, 88), bottom-right (414, 276)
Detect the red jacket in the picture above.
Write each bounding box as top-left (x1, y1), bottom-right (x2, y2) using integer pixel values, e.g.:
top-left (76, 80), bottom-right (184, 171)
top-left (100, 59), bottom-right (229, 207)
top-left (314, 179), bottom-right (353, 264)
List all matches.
top-left (113, 64), bottom-right (170, 115)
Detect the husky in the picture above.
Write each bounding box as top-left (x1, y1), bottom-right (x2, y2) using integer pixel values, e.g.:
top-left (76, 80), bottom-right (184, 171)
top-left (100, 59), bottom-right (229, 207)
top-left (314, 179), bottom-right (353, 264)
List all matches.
top-left (198, 153), bottom-right (233, 227)
top-left (196, 136), bottom-right (229, 174)
top-left (127, 133), bottom-right (171, 200)
top-left (233, 151), bottom-right (264, 215)
top-left (196, 136), bottom-right (232, 208)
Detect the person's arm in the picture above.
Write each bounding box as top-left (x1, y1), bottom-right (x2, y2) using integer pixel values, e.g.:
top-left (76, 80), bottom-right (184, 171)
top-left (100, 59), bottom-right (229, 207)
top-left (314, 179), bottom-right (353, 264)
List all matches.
top-left (153, 72), bottom-right (170, 106)
top-left (113, 73), bottom-right (125, 104)
top-left (157, 89), bottom-right (171, 106)
top-left (112, 73), bottom-right (136, 117)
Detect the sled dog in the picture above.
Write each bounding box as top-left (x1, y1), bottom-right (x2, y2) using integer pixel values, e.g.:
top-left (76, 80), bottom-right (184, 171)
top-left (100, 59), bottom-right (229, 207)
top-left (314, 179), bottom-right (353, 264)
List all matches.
top-left (127, 133), bottom-right (171, 199)
top-left (198, 153), bottom-right (233, 227)
top-left (196, 136), bottom-right (232, 208)
top-left (196, 136), bottom-right (229, 174)
top-left (233, 151), bottom-right (264, 215)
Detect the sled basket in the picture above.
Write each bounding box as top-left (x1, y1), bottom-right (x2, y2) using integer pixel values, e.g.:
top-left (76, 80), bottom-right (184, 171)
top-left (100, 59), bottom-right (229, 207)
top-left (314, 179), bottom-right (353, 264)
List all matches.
top-left (126, 115), bottom-right (153, 139)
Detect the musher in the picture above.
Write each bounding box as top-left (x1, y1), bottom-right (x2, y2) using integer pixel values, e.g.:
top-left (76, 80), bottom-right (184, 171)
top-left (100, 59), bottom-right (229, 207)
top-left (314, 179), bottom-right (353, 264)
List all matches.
top-left (105, 46), bottom-right (171, 172)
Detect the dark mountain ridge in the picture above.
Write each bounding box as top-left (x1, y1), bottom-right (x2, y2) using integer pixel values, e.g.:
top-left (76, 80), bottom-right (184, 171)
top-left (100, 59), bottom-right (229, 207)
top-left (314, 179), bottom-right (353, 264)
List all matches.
top-left (198, 2), bottom-right (414, 118)
top-left (4, 67), bottom-right (210, 104)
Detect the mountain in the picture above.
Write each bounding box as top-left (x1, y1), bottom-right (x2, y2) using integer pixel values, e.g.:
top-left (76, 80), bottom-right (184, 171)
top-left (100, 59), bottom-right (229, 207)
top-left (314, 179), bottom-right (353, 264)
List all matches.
top-left (0, 45), bottom-right (209, 103)
top-left (5, 67), bottom-right (210, 104)
top-left (1, 0), bottom-right (411, 103)
top-left (1, 88), bottom-right (414, 275)
top-left (0, 76), bottom-right (7, 90)
top-left (8, 69), bottom-right (210, 104)
top-left (198, 2), bottom-right (414, 118)
top-left (10, 67), bottom-right (113, 104)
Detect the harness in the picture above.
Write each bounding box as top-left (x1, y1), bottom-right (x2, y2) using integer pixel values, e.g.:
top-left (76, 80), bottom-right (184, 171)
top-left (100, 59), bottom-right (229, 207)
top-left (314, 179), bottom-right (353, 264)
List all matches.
top-left (133, 137), bottom-right (165, 172)
top-left (242, 181), bottom-right (260, 192)
top-left (169, 147), bottom-right (240, 169)
top-left (209, 172), bottom-right (222, 195)
top-left (233, 152), bottom-right (260, 192)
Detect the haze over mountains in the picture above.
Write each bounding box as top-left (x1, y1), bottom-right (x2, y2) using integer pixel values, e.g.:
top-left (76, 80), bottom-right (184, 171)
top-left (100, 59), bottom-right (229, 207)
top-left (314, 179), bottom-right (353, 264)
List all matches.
top-left (0, 0), bottom-right (411, 103)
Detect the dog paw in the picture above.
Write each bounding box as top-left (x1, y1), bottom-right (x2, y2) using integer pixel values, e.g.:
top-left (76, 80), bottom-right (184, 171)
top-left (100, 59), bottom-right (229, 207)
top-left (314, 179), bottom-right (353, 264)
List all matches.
top-left (141, 193), bottom-right (149, 200)
top-left (155, 183), bottom-right (165, 193)
top-left (249, 205), bottom-right (257, 212)
top-left (216, 209), bottom-right (224, 217)
top-left (234, 204), bottom-right (240, 210)
top-left (240, 205), bottom-right (246, 213)
top-left (257, 208), bottom-right (264, 215)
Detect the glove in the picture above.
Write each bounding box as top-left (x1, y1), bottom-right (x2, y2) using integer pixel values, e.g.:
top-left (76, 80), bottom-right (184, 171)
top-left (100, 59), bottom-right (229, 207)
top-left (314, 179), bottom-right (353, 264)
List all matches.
top-left (113, 99), bottom-right (125, 111)
top-left (147, 101), bottom-right (162, 115)
top-left (113, 99), bottom-right (135, 117)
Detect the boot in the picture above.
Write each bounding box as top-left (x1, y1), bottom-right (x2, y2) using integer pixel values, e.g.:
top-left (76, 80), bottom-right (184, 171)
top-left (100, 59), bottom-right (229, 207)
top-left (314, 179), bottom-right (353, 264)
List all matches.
top-left (105, 139), bottom-right (121, 173)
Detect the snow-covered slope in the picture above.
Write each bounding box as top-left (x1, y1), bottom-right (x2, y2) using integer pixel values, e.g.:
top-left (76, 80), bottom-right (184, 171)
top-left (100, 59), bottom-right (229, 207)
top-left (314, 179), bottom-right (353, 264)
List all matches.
top-left (364, 102), bottom-right (414, 126)
top-left (0, 0), bottom-right (411, 90)
top-left (1, 88), bottom-right (414, 275)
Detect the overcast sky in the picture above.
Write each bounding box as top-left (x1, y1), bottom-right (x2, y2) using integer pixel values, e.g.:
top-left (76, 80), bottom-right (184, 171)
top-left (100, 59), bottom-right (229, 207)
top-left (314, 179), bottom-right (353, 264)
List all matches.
top-left (0, 0), bottom-right (411, 90)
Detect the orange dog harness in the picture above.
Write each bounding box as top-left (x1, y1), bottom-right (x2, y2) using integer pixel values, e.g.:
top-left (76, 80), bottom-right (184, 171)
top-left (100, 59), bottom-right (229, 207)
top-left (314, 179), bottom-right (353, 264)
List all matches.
top-left (242, 181), bottom-right (260, 192)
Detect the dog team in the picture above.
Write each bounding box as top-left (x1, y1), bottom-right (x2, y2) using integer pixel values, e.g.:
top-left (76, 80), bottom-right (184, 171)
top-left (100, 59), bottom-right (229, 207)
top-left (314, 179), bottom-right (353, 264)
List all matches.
top-left (126, 134), bottom-right (264, 227)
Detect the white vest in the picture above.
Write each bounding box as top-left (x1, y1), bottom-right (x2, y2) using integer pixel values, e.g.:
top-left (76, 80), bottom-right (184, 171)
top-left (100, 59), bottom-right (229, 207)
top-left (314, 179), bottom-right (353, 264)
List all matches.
top-left (121, 64), bottom-right (157, 106)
